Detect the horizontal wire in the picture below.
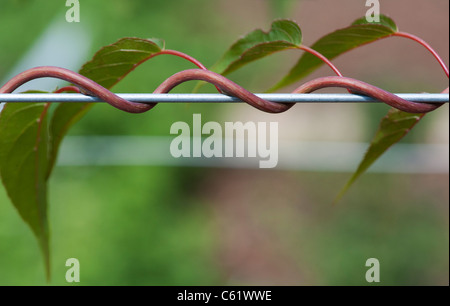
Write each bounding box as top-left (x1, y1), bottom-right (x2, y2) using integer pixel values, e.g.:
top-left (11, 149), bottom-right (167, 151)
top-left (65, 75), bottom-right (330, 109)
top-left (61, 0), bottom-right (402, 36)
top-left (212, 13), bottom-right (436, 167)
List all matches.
top-left (0, 93), bottom-right (448, 103)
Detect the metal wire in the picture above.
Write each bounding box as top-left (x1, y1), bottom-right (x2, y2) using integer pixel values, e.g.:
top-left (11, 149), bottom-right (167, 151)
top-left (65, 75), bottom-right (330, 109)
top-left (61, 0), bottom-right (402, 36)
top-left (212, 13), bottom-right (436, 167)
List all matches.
top-left (0, 93), bottom-right (448, 103)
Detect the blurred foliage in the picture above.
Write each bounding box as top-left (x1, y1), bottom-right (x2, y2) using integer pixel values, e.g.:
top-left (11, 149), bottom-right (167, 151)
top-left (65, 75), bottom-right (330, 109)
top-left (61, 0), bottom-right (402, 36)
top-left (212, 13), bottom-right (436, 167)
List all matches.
top-left (268, 0), bottom-right (298, 18)
top-left (0, 166), bottom-right (220, 285)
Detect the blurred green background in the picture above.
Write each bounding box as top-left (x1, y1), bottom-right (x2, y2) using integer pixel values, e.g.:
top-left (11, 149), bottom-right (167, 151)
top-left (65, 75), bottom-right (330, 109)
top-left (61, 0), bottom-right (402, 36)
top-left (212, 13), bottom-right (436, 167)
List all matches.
top-left (0, 0), bottom-right (448, 285)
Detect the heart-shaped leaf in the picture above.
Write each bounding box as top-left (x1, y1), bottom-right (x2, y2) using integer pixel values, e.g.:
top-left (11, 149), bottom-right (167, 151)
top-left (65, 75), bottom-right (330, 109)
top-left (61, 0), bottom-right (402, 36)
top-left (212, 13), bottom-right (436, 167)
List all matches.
top-left (335, 108), bottom-right (425, 203)
top-left (0, 101), bottom-right (50, 278)
top-left (270, 15), bottom-right (398, 91)
top-left (213, 19), bottom-right (302, 75)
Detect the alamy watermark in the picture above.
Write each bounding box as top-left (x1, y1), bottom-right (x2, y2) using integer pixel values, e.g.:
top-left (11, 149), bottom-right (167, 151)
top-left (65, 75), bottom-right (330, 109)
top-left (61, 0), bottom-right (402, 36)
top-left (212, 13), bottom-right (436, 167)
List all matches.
top-left (366, 0), bottom-right (381, 23)
top-left (66, 0), bottom-right (80, 23)
top-left (65, 258), bottom-right (80, 283)
top-left (365, 258), bottom-right (381, 283)
top-left (170, 114), bottom-right (279, 169)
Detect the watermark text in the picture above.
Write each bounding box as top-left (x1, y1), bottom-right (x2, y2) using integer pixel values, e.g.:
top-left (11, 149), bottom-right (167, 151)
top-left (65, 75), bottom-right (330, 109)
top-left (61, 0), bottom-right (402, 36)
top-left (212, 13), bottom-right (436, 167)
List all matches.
top-left (66, 0), bottom-right (80, 23)
top-left (170, 114), bottom-right (278, 169)
top-left (65, 258), bottom-right (80, 283)
top-left (365, 258), bottom-right (380, 283)
top-left (366, 0), bottom-right (381, 23)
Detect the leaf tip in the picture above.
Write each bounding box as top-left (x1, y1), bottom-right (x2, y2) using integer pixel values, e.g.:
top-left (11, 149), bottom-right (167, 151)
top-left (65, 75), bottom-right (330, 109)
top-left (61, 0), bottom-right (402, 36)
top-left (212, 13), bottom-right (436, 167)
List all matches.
top-left (352, 14), bottom-right (398, 32)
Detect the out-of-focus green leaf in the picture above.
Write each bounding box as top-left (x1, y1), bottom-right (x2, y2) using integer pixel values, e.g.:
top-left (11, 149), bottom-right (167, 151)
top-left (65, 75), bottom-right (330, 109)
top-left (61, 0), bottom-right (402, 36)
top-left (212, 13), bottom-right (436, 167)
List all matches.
top-left (335, 109), bottom-right (425, 203)
top-left (213, 19), bottom-right (302, 75)
top-left (270, 15), bottom-right (397, 91)
top-left (47, 37), bottom-right (164, 177)
top-left (269, 0), bottom-right (300, 18)
top-left (268, 0), bottom-right (297, 18)
top-left (0, 102), bottom-right (50, 278)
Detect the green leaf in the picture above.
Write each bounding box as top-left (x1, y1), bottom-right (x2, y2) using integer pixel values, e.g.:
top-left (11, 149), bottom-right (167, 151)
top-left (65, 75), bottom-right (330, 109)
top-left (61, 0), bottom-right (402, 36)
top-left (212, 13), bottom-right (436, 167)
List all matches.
top-left (0, 102), bottom-right (51, 278)
top-left (47, 37), bottom-right (164, 178)
top-left (0, 38), bottom-right (165, 280)
top-left (79, 37), bottom-right (164, 89)
top-left (213, 19), bottom-right (302, 75)
top-left (352, 15), bottom-right (398, 30)
top-left (46, 103), bottom-right (92, 178)
top-left (335, 109), bottom-right (425, 203)
top-left (271, 15), bottom-right (397, 91)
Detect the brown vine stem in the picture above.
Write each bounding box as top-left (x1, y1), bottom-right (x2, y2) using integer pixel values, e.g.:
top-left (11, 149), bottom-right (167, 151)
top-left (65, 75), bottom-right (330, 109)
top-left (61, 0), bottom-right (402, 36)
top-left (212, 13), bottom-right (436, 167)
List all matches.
top-left (1, 66), bottom-right (153, 113)
top-left (0, 66), bottom-right (444, 114)
top-left (292, 76), bottom-right (443, 113)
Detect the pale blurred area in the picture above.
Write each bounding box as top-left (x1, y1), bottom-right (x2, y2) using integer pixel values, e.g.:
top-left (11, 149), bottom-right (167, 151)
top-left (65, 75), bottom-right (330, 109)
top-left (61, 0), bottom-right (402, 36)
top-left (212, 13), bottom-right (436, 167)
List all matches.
top-left (0, 0), bottom-right (448, 286)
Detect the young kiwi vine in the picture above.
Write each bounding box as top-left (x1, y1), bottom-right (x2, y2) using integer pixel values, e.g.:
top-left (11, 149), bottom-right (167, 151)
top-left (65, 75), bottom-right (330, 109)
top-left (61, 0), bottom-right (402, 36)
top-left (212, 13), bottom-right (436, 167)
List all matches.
top-left (0, 17), bottom-right (448, 282)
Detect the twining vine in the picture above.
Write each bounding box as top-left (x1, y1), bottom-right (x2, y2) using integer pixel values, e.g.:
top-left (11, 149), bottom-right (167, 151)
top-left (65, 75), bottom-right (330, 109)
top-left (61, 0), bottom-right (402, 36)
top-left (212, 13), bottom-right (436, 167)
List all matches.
top-left (1, 66), bottom-right (444, 113)
top-left (0, 15), bottom-right (448, 279)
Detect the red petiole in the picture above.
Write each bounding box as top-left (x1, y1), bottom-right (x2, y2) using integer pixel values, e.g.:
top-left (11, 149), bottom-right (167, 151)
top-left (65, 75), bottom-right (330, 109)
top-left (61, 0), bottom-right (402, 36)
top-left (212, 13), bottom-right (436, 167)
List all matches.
top-left (298, 45), bottom-right (344, 77)
top-left (393, 32), bottom-right (449, 78)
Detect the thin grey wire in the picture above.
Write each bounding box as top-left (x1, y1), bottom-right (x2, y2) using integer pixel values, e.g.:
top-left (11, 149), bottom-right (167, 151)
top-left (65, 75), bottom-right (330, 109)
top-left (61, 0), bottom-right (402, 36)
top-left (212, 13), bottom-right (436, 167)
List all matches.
top-left (0, 93), bottom-right (448, 103)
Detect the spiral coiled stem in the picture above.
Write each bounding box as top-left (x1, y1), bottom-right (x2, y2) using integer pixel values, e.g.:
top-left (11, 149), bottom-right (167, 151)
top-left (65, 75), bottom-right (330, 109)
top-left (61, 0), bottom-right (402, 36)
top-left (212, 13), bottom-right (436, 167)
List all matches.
top-left (0, 66), bottom-right (446, 114)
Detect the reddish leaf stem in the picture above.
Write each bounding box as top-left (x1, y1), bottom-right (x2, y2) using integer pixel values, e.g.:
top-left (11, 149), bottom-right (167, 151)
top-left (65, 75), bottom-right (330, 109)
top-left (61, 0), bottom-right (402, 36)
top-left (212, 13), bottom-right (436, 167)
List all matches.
top-left (54, 86), bottom-right (81, 93)
top-left (153, 50), bottom-right (208, 70)
top-left (138, 49), bottom-right (221, 92)
top-left (393, 32), bottom-right (449, 78)
top-left (298, 45), bottom-right (344, 77)
top-left (91, 48), bottom-right (219, 92)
